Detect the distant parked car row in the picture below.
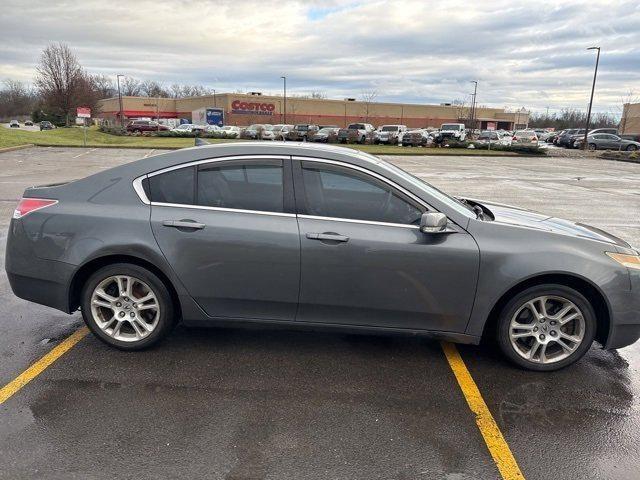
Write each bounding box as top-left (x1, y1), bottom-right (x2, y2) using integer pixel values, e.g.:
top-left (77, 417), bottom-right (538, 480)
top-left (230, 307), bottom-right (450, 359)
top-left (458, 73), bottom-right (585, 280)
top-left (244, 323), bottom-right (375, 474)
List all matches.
top-left (6, 120), bottom-right (54, 130)
top-left (541, 127), bottom-right (639, 151)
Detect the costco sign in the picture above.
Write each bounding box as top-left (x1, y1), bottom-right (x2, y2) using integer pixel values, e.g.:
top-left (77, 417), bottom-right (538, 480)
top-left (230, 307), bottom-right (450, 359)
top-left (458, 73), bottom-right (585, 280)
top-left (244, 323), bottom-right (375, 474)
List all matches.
top-left (231, 100), bottom-right (275, 116)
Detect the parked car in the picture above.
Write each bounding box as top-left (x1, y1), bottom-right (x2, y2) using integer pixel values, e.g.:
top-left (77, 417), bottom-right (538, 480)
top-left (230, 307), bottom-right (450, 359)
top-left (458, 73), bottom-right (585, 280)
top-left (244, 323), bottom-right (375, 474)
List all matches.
top-left (475, 131), bottom-right (510, 146)
top-left (556, 129), bottom-right (583, 148)
top-left (400, 129), bottom-right (431, 147)
top-left (271, 124), bottom-right (294, 141)
top-left (261, 124), bottom-right (276, 140)
top-left (512, 130), bottom-right (539, 147)
top-left (547, 130), bottom-right (565, 145)
top-left (241, 124), bottom-right (261, 139)
top-left (171, 124), bottom-right (204, 134)
top-left (337, 123), bottom-right (375, 144)
top-left (312, 127), bottom-right (339, 143)
top-left (438, 123), bottom-right (467, 141)
top-left (7, 142), bottom-right (640, 371)
top-left (375, 125), bottom-right (407, 145)
top-left (220, 126), bottom-right (241, 139)
top-left (24, 120), bottom-right (34, 126)
top-left (574, 133), bottom-right (640, 151)
top-left (287, 124), bottom-right (319, 141)
top-left (39, 121), bottom-right (54, 131)
top-left (9, 120), bottom-right (19, 128)
top-left (127, 120), bottom-right (170, 134)
top-left (204, 124), bottom-right (223, 134)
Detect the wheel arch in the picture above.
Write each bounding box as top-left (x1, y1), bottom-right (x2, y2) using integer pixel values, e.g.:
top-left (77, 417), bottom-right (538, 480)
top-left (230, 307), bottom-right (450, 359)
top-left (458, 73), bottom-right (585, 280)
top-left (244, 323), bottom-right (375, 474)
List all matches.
top-left (68, 254), bottom-right (182, 320)
top-left (481, 272), bottom-right (611, 347)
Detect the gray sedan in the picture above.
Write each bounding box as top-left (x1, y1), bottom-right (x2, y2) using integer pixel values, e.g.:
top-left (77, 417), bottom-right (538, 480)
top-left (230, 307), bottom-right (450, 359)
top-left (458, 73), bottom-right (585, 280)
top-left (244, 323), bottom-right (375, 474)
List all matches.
top-left (575, 133), bottom-right (640, 151)
top-left (5, 143), bottom-right (640, 371)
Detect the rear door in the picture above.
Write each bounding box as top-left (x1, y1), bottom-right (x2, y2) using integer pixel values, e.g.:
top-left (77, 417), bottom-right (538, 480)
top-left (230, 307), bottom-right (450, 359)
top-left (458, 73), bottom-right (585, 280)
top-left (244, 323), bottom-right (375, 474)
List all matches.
top-left (292, 158), bottom-right (479, 332)
top-left (147, 156), bottom-right (300, 321)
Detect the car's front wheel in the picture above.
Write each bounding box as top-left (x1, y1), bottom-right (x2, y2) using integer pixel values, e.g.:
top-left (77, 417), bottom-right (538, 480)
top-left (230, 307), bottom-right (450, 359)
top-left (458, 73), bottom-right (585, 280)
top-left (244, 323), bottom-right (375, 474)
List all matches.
top-left (496, 285), bottom-right (596, 371)
top-left (81, 263), bottom-right (176, 350)
top-left (588, 143), bottom-right (597, 151)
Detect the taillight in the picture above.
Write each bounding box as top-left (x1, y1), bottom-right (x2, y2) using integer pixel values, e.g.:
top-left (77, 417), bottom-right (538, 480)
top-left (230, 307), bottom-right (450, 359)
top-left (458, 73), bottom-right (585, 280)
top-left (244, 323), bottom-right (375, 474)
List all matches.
top-left (13, 198), bottom-right (58, 219)
top-left (512, 136), bottom-right (517, 141)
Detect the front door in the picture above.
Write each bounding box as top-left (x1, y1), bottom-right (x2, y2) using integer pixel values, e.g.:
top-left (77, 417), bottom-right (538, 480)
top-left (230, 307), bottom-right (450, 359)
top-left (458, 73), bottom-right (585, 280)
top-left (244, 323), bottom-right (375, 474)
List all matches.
top-left (294, 159), bottom-right (479, 332)
top-left (148, 157), bottom-right (300, 321)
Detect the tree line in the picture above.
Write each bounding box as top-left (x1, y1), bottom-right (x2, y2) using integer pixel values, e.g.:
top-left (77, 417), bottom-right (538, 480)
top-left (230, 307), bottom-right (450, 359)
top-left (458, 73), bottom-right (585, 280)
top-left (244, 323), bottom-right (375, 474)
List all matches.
top-left (527, 108), bottom-right (618, 130)
top-left (0, 43), bottom-right (218, 125)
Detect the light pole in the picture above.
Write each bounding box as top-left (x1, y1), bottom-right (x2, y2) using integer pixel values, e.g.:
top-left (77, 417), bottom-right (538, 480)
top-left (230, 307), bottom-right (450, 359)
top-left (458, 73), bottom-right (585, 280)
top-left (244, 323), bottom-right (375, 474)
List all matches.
top-left (582, 46), bottom-right (600, 150)
top-left (470, 80), bottom-right (478, 133)
top-left (281, 76), bottom-right (287, 124)
top-left (116, 74), bottom-right (124, 126)
top-left (213, 89), bottom-right (217, 108)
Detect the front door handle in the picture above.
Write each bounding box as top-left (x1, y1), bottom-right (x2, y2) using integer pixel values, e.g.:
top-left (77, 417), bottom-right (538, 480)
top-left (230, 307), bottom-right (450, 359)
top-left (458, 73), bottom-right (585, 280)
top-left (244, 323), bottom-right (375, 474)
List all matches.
top-left (162, 220), bottom-right (206, 230)
top-left (306, 232), bottom-right (349, 243)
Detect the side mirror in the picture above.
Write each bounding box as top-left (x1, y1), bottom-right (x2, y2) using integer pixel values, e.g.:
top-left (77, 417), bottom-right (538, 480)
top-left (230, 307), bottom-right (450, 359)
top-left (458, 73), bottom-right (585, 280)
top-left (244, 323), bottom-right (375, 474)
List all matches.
top-left (420, 212), bottom-right (448, 233)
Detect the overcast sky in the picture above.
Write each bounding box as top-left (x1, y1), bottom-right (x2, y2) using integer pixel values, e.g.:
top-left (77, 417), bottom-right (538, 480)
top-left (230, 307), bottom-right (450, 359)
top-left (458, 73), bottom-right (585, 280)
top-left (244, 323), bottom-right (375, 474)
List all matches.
top-left (1, 0), bottom-right (639, 115)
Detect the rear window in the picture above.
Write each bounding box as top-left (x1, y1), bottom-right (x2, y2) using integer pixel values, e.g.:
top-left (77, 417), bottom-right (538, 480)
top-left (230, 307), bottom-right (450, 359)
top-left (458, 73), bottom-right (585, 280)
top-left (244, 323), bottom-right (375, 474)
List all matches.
top-left (146, 167), bottom-right (195, 204)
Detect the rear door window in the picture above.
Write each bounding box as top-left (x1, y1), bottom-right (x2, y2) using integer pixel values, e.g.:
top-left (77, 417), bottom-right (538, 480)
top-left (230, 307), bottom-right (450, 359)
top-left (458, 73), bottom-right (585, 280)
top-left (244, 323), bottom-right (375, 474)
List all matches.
top-left (197, 159), bottom-right (284, 213)
top-left (147, 166), bottom-right (195, 204)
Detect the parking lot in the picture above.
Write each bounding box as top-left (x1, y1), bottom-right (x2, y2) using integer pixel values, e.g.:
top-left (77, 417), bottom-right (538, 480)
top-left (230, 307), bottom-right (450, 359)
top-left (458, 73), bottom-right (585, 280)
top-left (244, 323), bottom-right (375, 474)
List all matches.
top-left (1, 146), bottom-right (639, 479)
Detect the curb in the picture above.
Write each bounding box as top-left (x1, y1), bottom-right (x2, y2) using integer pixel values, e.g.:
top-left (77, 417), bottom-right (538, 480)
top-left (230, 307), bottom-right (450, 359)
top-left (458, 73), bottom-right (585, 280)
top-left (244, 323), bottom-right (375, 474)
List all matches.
top-left (0, 144), bottom-right (35, 154)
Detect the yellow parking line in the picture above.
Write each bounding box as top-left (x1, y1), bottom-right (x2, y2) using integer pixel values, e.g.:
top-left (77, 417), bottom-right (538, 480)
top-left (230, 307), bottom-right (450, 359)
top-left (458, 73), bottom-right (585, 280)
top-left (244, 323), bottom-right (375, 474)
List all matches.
top-left (0, 326), bottom-right (88, 405)
top-left (441, 341), bottom-right (525, 480)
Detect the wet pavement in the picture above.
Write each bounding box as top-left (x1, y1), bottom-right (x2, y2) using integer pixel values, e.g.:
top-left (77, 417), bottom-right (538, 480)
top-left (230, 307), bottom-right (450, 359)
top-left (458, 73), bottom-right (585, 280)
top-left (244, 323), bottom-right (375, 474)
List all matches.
top-left (0, 147), bottom-right (639, 479)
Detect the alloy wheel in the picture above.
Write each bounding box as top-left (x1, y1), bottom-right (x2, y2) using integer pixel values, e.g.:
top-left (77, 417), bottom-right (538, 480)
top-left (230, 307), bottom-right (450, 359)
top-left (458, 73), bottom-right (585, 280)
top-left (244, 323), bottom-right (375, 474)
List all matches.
top-left (509, 295), bottom-right (585, 364)
top-left (90, 275), bottom-right (161, 342)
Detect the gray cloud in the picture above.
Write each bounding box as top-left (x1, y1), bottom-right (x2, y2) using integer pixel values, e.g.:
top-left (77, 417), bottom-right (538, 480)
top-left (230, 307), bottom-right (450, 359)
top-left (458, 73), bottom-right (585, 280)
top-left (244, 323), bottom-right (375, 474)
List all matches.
top-left (1, 0), bottom-right (638, 114)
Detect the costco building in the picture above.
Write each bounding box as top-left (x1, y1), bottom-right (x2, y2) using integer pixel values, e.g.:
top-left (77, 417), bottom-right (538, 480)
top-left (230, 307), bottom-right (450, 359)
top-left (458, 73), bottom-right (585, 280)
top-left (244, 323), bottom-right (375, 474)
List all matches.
top-left (97, 93), bottom-right (529, 130)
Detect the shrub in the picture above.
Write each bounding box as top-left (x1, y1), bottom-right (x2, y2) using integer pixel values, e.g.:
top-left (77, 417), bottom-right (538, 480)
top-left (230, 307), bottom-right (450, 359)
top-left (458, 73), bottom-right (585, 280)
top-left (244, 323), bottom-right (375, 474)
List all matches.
top-left (98, 124), bottom-right (126, 136)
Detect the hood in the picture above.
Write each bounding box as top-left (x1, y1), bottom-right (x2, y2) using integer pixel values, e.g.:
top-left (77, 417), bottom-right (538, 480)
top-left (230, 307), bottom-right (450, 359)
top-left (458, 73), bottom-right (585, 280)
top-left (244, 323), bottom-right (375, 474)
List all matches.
top-left (465, 198), bottom-right (631, 248)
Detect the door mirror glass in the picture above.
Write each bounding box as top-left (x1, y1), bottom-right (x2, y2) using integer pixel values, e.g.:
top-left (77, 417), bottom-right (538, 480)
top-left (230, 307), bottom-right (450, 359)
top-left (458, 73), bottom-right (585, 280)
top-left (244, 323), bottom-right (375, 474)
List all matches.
top-left (420, 212), bottom-right (447, 233)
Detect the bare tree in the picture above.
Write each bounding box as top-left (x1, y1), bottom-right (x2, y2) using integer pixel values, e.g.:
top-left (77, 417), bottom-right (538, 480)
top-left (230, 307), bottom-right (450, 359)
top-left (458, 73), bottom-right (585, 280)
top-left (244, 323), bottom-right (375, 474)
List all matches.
top-left (34, 43), bottom-right (83, 125)
top-left (310, 91), bottom-right (326, 99)
top-left (360, 89), bottom-right (378, 122)
top-left (0, 79), bottom-right (38, 120)
top-left (120, 76), bottom-right (141, 96)
top-left (91, 74), bottom-right (116, 98)
top-left (140, 79), bottom-right (169, 98)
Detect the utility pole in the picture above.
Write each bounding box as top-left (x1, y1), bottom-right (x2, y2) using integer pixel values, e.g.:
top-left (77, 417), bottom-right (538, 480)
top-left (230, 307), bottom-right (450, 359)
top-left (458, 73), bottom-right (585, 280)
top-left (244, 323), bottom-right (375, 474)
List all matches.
top-left (116, 74), bottom-right (124, 127)
top-left (213, 89), bottom-right (217, 108)
top-left (582, 46), bottom-right (601, 150)
top-left (281, 76), bottom-right (287, 124)
top-left (470, 81), bottom-right (478, 133)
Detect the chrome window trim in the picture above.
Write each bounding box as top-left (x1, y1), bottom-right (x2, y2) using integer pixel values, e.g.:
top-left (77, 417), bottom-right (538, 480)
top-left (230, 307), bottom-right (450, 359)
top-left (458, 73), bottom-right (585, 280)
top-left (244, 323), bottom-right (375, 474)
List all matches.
top-left (150, 201), bottom-right (296, 218)
top-left (292, 156), bottom-right (433, 211)
top-left (147, 154), bottom-right (288, 177)
top-left (132, 175), bottom-right (150, 205)
top-left (297, 214), bottom-right (419, 230)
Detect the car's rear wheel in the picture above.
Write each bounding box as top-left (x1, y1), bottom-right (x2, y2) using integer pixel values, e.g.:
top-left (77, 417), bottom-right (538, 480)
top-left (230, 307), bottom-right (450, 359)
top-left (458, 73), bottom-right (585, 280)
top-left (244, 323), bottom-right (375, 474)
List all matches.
top-left (81, 263), bottom-right (176, 350)
top-left (496, 285), bottom-right (596, 371)
top-left (626, 144), bottom-right (638, 151)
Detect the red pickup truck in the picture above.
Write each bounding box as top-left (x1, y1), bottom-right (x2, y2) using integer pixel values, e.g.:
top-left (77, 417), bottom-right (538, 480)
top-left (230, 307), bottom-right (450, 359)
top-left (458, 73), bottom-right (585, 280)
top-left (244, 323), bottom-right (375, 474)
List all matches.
top-left (125, 120), bottom-right (169, 134)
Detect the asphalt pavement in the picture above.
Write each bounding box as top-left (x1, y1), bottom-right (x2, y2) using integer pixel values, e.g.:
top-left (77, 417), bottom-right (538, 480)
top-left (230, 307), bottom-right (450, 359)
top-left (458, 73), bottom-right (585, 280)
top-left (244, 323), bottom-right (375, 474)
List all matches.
top-left (0, 147), bottom-right (639, 480)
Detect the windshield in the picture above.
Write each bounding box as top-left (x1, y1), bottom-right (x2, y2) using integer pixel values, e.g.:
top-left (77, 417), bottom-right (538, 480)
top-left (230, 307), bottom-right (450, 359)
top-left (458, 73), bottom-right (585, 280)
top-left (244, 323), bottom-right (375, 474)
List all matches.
top-left (318, 128), bottom-right (333, 134)
top-left (441, 124), bottom-right (462, 131)
top-left (381, 126), bottom-right (398, 132)
top-left (296, 125), bottom-right (309, 131)
top-left (355, 151), bottom-right (476, 218)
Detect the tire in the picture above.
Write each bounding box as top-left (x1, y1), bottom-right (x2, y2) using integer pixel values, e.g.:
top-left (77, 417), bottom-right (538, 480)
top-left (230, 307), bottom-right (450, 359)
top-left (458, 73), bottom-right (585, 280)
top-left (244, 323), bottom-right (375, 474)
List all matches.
top-left (80, 263), bottom-right (176, 350)
top-left (496, 284), bottom-right (596, 371)
top-left (359, 136), bottom-right (366, 144)
top-left (588, 143), bottom-right (597, 151)
top-left (626, 144), bottom-right (638, 151)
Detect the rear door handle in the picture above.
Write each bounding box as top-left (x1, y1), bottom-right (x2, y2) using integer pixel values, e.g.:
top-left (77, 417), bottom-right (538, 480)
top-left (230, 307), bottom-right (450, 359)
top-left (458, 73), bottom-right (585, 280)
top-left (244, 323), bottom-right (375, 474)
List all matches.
top-left (306, 232), bottom-right (349, 243)
top-left (162, 220), bottom-right (206, 230)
